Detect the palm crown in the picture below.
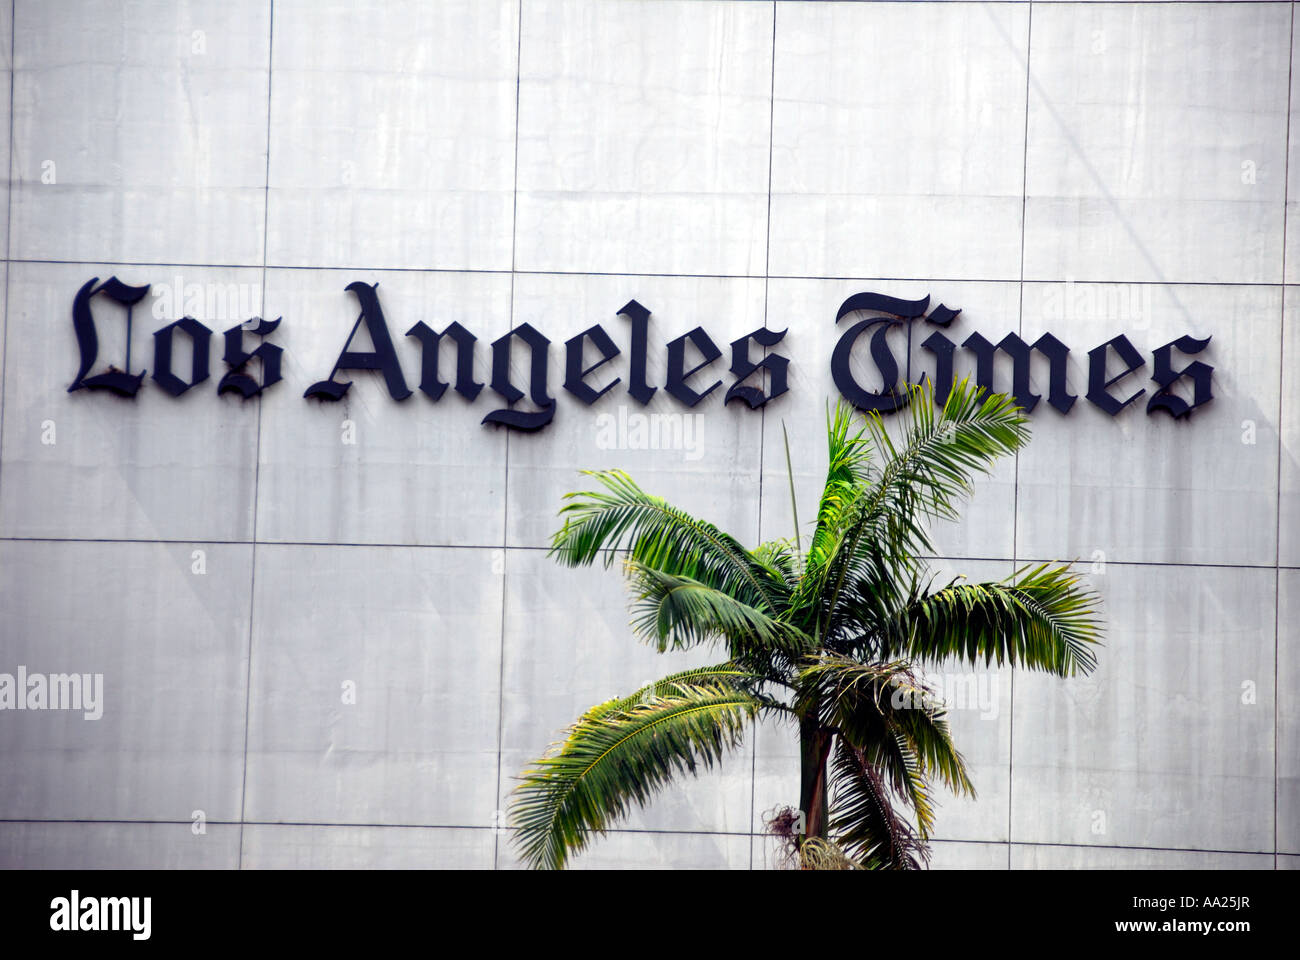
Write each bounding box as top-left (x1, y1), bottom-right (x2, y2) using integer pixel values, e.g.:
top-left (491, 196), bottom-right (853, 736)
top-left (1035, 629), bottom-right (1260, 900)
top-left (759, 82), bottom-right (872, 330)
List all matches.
top-left (510, 379), bottom-right (1102, 869)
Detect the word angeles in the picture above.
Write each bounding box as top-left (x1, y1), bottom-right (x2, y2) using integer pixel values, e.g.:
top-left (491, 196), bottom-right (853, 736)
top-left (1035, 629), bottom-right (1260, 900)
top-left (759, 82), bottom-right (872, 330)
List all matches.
top-left (0, 666), bottom-right (103, 719)
top-left (66, 280), bottom-right (1215, 430)
top-left (50, 890), bottom-right (151, 941)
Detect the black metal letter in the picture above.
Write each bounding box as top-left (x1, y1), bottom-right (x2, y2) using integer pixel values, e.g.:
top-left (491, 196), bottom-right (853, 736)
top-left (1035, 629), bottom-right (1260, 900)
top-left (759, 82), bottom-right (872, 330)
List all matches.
top-left (725, 327), bottom-right (789, 409)
top-left (962, 331), bottom-right (1077, 414)
top-left (305, 281), bottom-right (412, 401)
top-left (218, 317), bottom-right (283, 399)
top-left (1147, 335), bottom-right (1213, 419)
top-left (406, 321), bottom-right (483, 402)
top-left (151, 316), bottom-right (212, 397)
top-left (920, 331), bottom-right (957, 406)
top-left (665, 327), bottom-right (722, 407)
top-left (1027, 332), bottom-right (1076, 415)
top-left (483, 323), bottom-right (555, 431)
top-left (563, 325), bottom-right (621, 405)
top-left (618, 299), bottom-right (656, 406)
top-left (1086, 335), bottom-right (1146, 415)
top-left (68, 276), bottom-right (151, 397)
top-left (830, 292), bottom-right (931, 414)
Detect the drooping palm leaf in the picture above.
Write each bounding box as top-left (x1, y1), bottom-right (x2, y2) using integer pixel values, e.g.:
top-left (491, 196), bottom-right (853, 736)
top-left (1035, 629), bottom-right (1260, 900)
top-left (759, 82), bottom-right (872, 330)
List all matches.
top-left (829, 739), bottom-right (928, 869)
top-left (800, 654), bottom-right (974, 838)
top-left (880, 564), bottom-right (1102, 676)
top-left (510, 680), bottom-right (761, 870)
top-left (550, 469), bottom-right (786, 612)
top-left (586, 663), bottom-right (779, 716)
top-left (626, 561), bottom-right (812, 666)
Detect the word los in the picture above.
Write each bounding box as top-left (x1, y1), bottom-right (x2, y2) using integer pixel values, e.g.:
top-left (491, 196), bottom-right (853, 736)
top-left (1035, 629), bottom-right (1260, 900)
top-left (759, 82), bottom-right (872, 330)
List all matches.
top-left (50, 890), bottom-right (151, 940)
top-left (66, 279), bottom-right (1215, 429)
top-left (0, 666), bottom-right (103, 720)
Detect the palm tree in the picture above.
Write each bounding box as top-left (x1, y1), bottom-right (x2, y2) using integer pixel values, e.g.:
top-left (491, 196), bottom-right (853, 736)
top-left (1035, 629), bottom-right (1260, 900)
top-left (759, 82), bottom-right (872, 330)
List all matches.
top-left (509, 379), bottom-right (1102, 869)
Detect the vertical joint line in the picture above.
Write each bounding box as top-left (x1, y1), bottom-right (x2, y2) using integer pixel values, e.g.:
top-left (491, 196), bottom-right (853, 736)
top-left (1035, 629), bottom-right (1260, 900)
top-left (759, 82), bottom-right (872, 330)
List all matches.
top-left (1008, 0), bottom-right (1034, 872)
top-left (0, 0), bottom-right (18, 510)
top-left (493, 0), bottom-right (524, 870)
top-left (749, 0), bottom-right (778, 871)
top-left (238, 0), bottom-right (275, 870)
top-left (1273, 0), bottom-right (1294, 871)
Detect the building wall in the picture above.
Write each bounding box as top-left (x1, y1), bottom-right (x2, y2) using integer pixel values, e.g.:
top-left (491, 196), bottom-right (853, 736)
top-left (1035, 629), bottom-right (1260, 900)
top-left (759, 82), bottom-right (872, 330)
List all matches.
top-left (0, 0), bottom-right (1296, 869)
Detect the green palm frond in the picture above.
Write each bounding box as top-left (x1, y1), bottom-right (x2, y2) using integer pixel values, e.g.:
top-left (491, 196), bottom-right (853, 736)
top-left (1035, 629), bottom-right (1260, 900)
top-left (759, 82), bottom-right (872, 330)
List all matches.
top-left (801, 654), bottom-right (975, 824)
top-left (803, 402), bottom-right (873, 574)
top-left (828, 739), bottom-right (928, 870)
top-left (627, 561), bottom-right (813, 663)
top-left (831, 553), bottom-right (920, 656)
top-left (861, 378), bottom-right (1029, 538)
top-left (797, 656), bottom-right (914, 724)
top-left (751, 536), bottom-right (803, 586)
top-left (795, 381), bottom-right (1029, 641)
top-left (865, 732), bottom-right (939, 842)
top-left (510, 681), bottom-right (760, 870)
top-left (589, 663), bottom-right (779, 716)
top-left (883, 564), bottom-right (1102, 676)
top-left (549, 469), bottom-right (785, 612)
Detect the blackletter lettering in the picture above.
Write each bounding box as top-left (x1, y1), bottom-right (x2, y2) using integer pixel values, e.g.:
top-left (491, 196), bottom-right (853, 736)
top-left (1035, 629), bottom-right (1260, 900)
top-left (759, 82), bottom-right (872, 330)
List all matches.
top-left (665, 327), bottom-right (722, 407)
top-left (619, 300), bottom-right (656, 406)
top-left (1087, 335), bottom-right (1146, 415)
top-left (831, 292), bottom-right (931, 414)
top-left (218, 317), bottom-right (283, 399)
top-left (151, 317), bottom-right (212, 397)
top-left (962, 331), bottom-right (1076, 414)
top-left (563, 325), bottom-right (621, 405)
top-left (920, 331), bottom-right (957, 406)
top-left (68, 276), bottom-right (150, 397)
top-left (1147, 335), bottom-right (1213, 419)
top-left (305, 282), bottom-right (412, 401)
top-left (725, 327), bottom-right (789, 409)
top-left (483, 323), bottom-right (555, 431)
top-left (406, 320), bottom-right (483, 402)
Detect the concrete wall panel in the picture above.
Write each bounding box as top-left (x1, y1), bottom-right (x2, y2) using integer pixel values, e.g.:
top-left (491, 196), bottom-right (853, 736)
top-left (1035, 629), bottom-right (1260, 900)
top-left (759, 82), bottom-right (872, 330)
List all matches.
top-left (0, 539), bottom-right (252, 823)
top-left (9, 0), bottom-right (271, 265)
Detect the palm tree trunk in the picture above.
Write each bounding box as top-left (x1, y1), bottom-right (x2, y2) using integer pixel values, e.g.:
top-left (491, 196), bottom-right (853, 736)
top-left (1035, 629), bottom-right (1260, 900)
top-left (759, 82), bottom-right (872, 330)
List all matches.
top-left (798, 717), bottom-right (832, 844)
